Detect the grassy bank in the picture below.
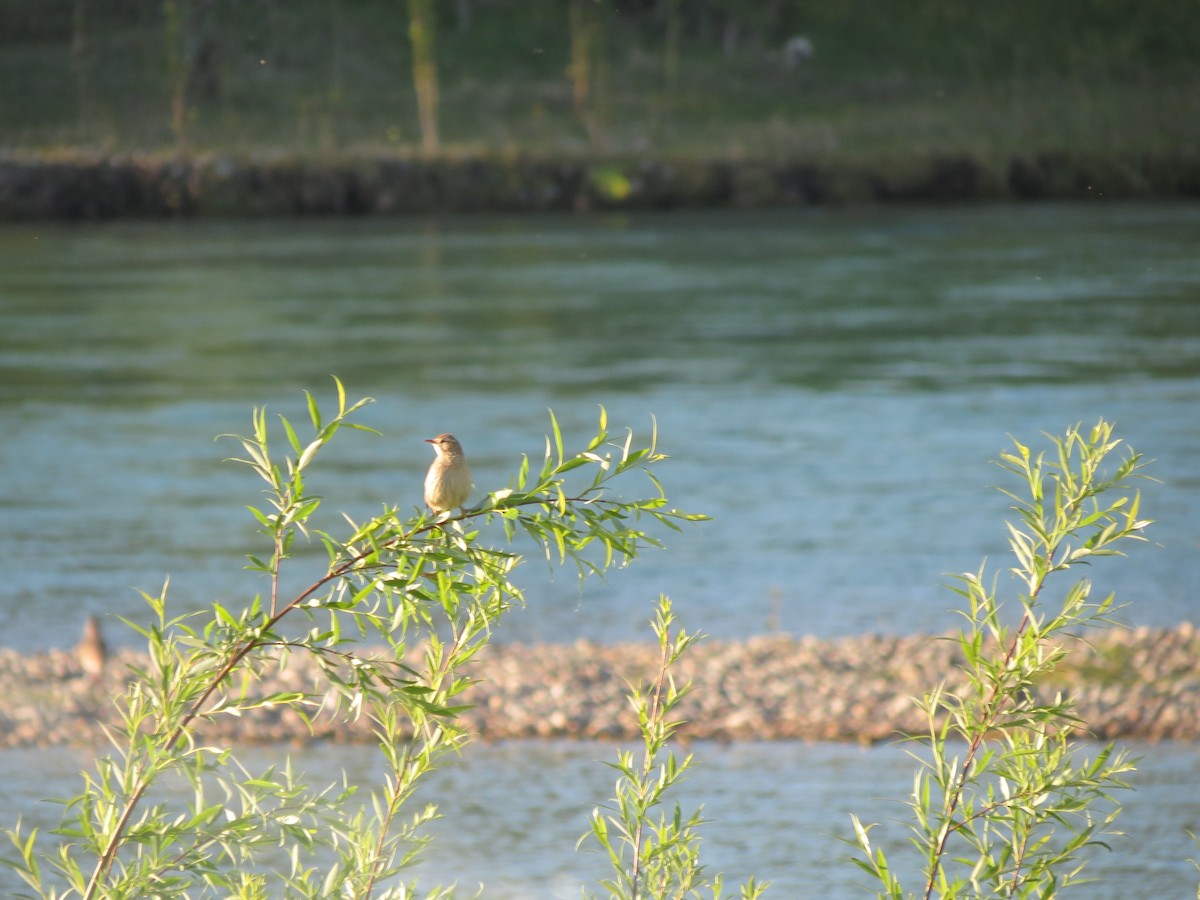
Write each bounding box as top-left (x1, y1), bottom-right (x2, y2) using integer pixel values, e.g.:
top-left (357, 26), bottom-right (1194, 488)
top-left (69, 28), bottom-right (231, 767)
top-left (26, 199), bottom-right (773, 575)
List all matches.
top-left (3, 0), bottom-right (1198, 163)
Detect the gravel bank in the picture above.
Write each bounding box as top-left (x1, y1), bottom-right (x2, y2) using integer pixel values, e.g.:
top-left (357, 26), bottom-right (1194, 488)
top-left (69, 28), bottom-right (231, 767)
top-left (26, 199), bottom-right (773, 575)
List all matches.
top-left (2, 623), bottom-right (1196, 748)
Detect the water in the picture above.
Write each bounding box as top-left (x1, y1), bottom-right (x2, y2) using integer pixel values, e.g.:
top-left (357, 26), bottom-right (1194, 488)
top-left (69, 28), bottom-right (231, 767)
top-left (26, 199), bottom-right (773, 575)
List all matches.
top-left (4, 740), bottom-right (1199, 897)
top-left (1, 203), bottom-right (1197, 650)
top-left (1, 203), bottom-right (1199, 894)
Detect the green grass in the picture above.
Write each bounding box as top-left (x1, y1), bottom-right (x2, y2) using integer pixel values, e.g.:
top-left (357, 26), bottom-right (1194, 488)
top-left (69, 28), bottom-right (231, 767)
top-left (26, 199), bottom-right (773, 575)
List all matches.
top-left (1, 0), bottom-right (1198, 161)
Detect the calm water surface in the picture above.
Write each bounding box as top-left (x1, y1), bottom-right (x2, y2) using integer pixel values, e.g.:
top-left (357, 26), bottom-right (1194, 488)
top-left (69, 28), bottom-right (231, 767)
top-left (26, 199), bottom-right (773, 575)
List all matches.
top-left (3, 739), bottom-right (1199, 897)
top-left (1, 203), bottom-right (1198, 894)
top-left (1, 203), bottom-right (1197, 650)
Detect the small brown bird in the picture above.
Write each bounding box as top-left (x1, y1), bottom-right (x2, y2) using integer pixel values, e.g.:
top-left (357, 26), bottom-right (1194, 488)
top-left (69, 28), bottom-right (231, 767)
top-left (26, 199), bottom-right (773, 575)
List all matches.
top-left (424, 433), bottom-right (473, 514)
top-left (76, 614), bottom-right (107, 681)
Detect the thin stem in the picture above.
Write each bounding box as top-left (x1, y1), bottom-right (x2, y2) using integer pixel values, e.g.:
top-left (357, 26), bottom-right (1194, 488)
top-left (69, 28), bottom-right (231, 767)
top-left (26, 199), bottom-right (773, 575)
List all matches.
top-left (923, 609), bottom-right (1033, 900)
top-left (362, 605), bottom-right (474, 898)
top-left (270, 526), bottom-right (283, 618)
top-left (630, 635), bottom-right (673, 900)
top-left (1010, 824), bottom-right (1034, 894)
top-left (362, 742), bottom-right (414, 898)
top-left (84, 763), bottom-right (150, 898)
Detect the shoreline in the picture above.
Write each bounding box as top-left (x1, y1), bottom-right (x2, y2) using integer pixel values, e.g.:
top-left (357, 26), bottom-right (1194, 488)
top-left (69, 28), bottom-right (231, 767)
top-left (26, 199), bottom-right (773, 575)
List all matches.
top-left (2, 152), bottom-right (1200, 220)
top-left (2, 623), bottom-right (1197, 749)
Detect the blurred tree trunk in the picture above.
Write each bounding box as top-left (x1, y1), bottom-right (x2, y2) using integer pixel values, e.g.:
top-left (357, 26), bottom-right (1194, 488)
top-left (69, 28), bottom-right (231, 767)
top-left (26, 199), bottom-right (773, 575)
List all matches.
top-left (323, 0), bottom-right (343, 151)
top-left (568, 0), bottom-right (592, 118)
top-left (663, 0), bottom-right (680, 94)
top-left (163, 0), bottom-right (188, 152)
top-left (568, 0), bottom-right (606, 147)
top-left (71, 0), bottom-right (91, 137)
top-left (407, 0), bottom-right (440, 155)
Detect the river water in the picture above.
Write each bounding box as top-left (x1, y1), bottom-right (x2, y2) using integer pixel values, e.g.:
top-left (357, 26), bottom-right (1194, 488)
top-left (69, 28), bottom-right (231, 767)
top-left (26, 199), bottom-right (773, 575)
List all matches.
top-left (1, 203), bottom-right (1198, 895)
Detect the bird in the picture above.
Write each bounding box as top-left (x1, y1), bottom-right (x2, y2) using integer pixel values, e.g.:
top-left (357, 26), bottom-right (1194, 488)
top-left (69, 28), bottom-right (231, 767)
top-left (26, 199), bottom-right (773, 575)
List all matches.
top-left (424, 432), bottom-right (473, 514)
top-left (76, 614), bottom-right (107, 681)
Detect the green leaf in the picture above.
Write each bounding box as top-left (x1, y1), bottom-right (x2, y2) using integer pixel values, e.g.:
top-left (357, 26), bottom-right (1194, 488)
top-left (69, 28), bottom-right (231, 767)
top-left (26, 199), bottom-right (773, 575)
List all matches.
top-left (556, 456), bottom-right (592, 474)
top-left (333, 374), bottom-right (347, 415)
top-left (305, 389), bottom-right (322, 431)
top-left (549, 408), bottom-right (565, 464)
top-left (280, 413), bottom-right (303, 456)
top-left (297, 439), bottom-right (322, 472)
top-left (587, 406), bottom-right (609, 452)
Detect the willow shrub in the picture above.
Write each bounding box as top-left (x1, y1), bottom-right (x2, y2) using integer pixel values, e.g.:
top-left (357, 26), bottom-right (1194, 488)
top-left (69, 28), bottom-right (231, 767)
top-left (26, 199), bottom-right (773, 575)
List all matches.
top-left (581, 596), bottom-right (768, 900)
top-left (3, 379), bottom-right (711, 898)
top-left (851, 420), bottom-right (1152, 898)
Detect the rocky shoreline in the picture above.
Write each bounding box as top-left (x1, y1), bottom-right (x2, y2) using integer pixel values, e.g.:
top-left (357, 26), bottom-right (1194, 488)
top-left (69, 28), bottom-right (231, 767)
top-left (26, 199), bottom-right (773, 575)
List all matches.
top-left (3, 152), bottom-right (1200, 220)
top-left (2, 623), bottom-right (1197, 749)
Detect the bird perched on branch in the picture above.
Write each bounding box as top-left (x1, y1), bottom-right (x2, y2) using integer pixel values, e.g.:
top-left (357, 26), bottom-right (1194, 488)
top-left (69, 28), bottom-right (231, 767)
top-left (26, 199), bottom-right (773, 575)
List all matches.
top-left (424, 433), bottom-right (472, 514)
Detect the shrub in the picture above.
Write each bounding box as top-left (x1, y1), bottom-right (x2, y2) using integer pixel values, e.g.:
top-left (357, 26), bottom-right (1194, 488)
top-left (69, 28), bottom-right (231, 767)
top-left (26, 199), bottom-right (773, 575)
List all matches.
top-left (581, 596), bottom-right (768, 900)
top-left (851, 420), bottom-right (1151, 898)
top-left (3, 379), bottom-right (706, 898)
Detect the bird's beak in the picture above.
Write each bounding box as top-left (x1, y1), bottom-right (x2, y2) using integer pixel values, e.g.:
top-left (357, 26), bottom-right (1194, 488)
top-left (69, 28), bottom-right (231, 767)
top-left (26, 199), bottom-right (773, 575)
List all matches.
top-left (424, 438), bottom-right (435, 444)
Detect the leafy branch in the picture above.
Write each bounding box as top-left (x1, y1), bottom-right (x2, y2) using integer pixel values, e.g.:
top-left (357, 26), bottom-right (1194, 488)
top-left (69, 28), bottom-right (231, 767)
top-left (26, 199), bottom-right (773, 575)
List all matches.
top-left (582, 596), bottom-right (768, 900)
top-left (4, 380), bottom-right (706, 899)
top-left (852, 420), bottom-right (1152, 899)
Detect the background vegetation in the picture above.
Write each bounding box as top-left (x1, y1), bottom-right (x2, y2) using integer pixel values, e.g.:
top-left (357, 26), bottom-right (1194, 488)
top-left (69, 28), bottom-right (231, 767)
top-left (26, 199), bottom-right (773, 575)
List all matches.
top-left (2, 0), bottom-right (1198, 163)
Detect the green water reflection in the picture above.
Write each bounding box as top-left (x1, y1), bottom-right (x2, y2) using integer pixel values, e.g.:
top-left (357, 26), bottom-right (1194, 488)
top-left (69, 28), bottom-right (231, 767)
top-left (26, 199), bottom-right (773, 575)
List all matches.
top-left (0, 204), bottom-right (1197, 653)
